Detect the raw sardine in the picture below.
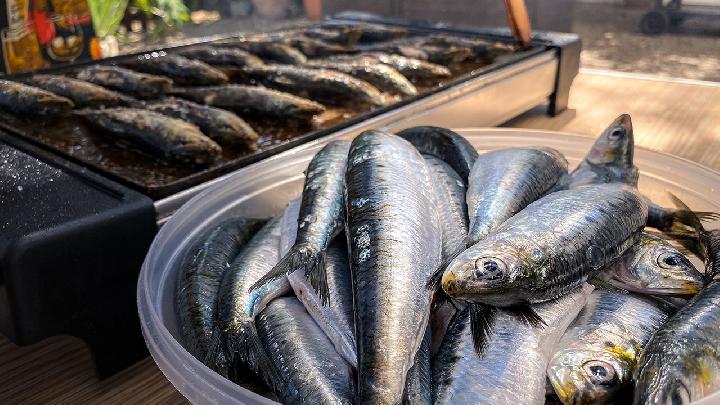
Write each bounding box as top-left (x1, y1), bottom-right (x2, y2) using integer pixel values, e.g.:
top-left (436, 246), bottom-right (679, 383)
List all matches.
top-left (397, 126), bottom-right (479, 182)
top-left (345, 130), bottom-right (442, 404)
top-left (175, 218), bottom-right (266, 360)
top-left (548, 289), bottom-right (670, 404)
top-left (403, 326), bottom-right (432, 405)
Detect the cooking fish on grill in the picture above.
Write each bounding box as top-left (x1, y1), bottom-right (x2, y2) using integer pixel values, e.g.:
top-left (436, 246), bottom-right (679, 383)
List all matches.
top-left (169, 84), bottom-right (325, 121)
top-left (76, 65), bottom-right (173, 99)
top-left (147, 97), bottom-right (258, 148)
top-left (634, 280), bottom-right (720, 404)
top-left (75, 107), bottom-right (221, 165)
top-left (177, 46), bottom-right (266, 68)
top-left (442, 184), bottom-right (646, 355)
top-left (252, 140), bottom-right (351, 301)
top-left (303, 26), bottom-right (364, 46)
top-left (548, 289), bottom-right (670, 404)
top-left (357, 42), bottom-right (430, 60)
top-left (593, 232), bottom-right (703, 296)
top-left (396, 126), bottom-right (479, 182)
top-left (255, 297), bottom-right (355, 404)
top-left (322, 22), bottom-right (409, 43)
top-left (213, 39), bottom-right (308, 65)
top-left (0, 79), bottom-right (74, 116)
top-left (241, 65), bottom-right (385, 107)
top-left (281, 36), bottom-right (351, 58)
top-left (434, 284), bottom-right (592, 405)
top-left (305, 59), bottom-right (418, 96)
top-left (205, 217), bottom-right (291, 385)
top-left (345, 130), bottom-right (442, 404)
top-left (421, 35), bottom-right (511, 63)
top-left (175, 218), bottom-right (267, 360)
top-left (28, 74), bottom-right (138, 108)
top-left (325, 53), bottom-right (452, 81)
top-left (122, 53), bottom-right (229, 86)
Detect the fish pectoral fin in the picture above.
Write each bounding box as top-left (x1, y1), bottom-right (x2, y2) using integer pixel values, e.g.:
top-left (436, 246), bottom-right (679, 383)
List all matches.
top-left (469, 303), bottom-right (497, 357)
top-left (504, 305), bottom-right (546, 328)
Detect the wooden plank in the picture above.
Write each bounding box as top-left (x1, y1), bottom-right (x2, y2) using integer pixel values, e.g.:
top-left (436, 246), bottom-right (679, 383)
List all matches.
top-left (1, 69), bottom-right (720, 404)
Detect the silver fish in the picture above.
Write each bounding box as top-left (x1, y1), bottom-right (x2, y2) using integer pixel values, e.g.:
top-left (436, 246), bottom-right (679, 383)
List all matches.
top-left (465, 147), bottom-right (568, 245)
top-left (305, 59), bottom-right (418, 96)
top-left (594, 232), bottom-right (703, 296)
top-left (548, 289), bottom-right (670, 404)
top-left (252, 140), bottom-right (351, 301)
top-left (147, 97), bottom-right (258, 148)
top-left (397, 126), bottom-right (479, 183)
top-left (564, 114), bottom-right (638, 189)
top-left (175, 218), bottom-right (266, 360)
top-left (75, 107), bottom-right (222, 165)
top-left (288, 238), bottom-right (357, 369)
top-left (0, 79), bottom-right (74, 115)
top-left (280, 196), bottom-right (302, 255)
top-left (634, 280), bottom-right (720, 404)
top-left (345, 130), bottom-right (442, 404)
top-left (403, 326), bottom-right (432, 405)
top-left (425, 155), bottom-right (468, 262)
top-left (443, 184), bottom-right (647, 307)
top-left (256, 297), bottom-right (355, 404)
top-left (434, 284), bottom-right (593, 405)
top-left (205, 217), bottom-right (291, 386)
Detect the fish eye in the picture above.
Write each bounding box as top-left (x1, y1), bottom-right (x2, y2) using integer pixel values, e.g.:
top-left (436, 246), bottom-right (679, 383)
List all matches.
top-left (608, 127), bottom-right (626, 140)
top-left (657, 251), bottom-right (686, 269)
top-left (582, 360), bottom-right (617, 386)
top-left (474, 257), bottom-right (507, 280)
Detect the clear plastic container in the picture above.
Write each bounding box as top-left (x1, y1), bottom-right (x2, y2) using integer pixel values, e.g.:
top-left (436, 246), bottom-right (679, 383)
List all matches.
top-left (138, 128), bottom-right (720, 404)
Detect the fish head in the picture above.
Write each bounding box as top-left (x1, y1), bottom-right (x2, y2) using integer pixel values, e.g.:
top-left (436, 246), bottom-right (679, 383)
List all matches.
top-left (441, 236), bottom-right (527, 306)
top-left (634, 356), bottom-right (709, 405)
top-left (585, 114), bottom-right (634, 168)
top-left (613, 235), bottom-right (703, 296)
top-left (548, 349), bottom-right (630, 404)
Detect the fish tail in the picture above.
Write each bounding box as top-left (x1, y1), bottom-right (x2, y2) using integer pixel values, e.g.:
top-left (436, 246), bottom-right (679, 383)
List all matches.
top-left (469, 303), bottom-right (497, 357)
top-left (304, 249), bottom-right (330, 306)
top-left (204, 328), bottom-right (231, 378)
top-left (237, 325), bottom-right (284, 392)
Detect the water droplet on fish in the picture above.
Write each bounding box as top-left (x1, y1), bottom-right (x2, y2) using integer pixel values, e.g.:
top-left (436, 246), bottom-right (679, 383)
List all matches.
top-left (17, 185), bottom-right (23, 191)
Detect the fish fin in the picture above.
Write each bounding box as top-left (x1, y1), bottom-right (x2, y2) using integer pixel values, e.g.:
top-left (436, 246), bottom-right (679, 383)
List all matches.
top-left (236, 326), bottom-right (284, 392)
top-left (249, 243), bottom-right (324, 298)
top-left (305, 249), bottom-right (330, 306)
top-left (505, 305), bottom-right (546, 328)
top-left (469, 303), bottom-right (497, 357)
top-left (204, 328), bottom-right (231, 378)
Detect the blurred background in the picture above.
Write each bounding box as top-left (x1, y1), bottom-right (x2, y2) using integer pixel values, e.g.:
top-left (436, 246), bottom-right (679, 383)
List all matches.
top-left (2, 0), bottom-right (719, 79)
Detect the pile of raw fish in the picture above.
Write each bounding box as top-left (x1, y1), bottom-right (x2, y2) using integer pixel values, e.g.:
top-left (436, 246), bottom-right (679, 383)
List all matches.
top-left (175, 115), bottom-right (720, 405)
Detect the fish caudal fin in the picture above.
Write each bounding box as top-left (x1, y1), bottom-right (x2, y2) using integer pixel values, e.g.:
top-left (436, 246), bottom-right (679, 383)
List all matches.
top-left (237, 326), bottom-right (284, 392)
top-left (469, 303), bottom-right (497, 357)
top-left (249, 243), bottom-right (329, 305)
top-left (204, 328), bottom-right (231, 378)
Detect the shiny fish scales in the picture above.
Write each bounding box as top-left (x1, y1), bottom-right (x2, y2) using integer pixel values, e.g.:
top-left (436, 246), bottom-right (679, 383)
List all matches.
top-left (288, 238), bottom-right (356, 368)
top-left (403, 326), bottom-right (432, 405)
top-left (634, 280), bottom-right (720, 404)
top-left (424, 155), bottom-right (468, 262)
top-left (177, 45), bottom-right (266, 68)
top-left (548, 289), bottom-right (670, 404)
top-left (76, 65), bottom-right (172, 99)
top-left (0, 79), bottom-right (74, 115)
top-left (443, 184), bottom-right (647, 306)
top-left (169, 84), bottom-right (324, 121)
top-left (147, 97), bottom-right (258, 147)
top-left (75, 107), bottom-right (221, 165)
top-left (242, 65), bottom-right (385, 107)
top-left (206, 217), bottom-right (291, 385)
top-left (397, 126), bottom-right (479, 182)
top-left (123, 53), bottom-right (229, 85)
top-left (175, 218), bottom-right (266, 360)
top-left (29, 74), bottom-right (137, 108)
top-left (595, 232), bottom-right (703, 296)
top-left (255, 298), bottom-right (355, 405)
top-left (305, 59), bottom-right (417, 96)
top-left (434, 284), bottom-right (592, 405)
top-left (465, 147), bottom-right (568, 244)
top-left (253, 140), bottom-right (351, 301)
top-left (346, 130), bottom-right (442, 404)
